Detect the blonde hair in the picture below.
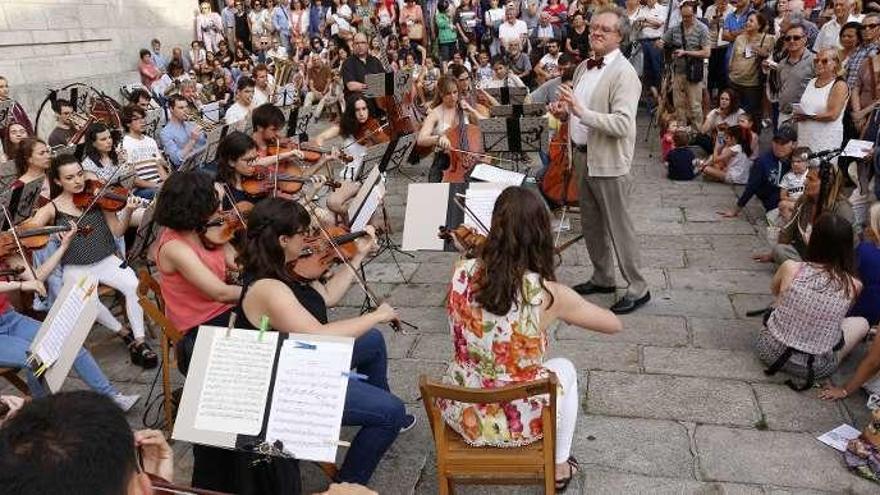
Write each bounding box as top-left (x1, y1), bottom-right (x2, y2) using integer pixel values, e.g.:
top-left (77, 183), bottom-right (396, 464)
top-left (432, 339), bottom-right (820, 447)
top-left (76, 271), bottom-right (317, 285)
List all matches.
top-left (867, 202), bottom-right (880, 245)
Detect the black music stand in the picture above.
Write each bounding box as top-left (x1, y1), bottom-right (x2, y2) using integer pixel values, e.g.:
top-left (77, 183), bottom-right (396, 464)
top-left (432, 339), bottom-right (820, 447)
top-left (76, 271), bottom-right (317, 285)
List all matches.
top-left (481, 86), bottom-right (528, 106)
top-left (280, 103), bottom-right (313, 140)
top-left (382, 133), bottom-right (417, 181)
top-left (478, 116), bottom-right (548, 173)
top-left (363, 71), bottom-right (413, 100)
top-left (355, 141), bottom-right (390, 182)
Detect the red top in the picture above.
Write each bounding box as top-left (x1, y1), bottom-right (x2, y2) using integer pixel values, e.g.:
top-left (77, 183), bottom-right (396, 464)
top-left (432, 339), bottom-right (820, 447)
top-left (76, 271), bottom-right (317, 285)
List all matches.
top-left (156, 229), bottom-right (232, 332)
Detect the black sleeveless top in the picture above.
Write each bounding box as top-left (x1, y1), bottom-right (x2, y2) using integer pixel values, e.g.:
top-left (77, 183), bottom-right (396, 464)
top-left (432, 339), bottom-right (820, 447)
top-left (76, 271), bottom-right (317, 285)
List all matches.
top-left (52, 203), bottom-right (117, 266)
top-left (234, 273), bottom-right (329, 328)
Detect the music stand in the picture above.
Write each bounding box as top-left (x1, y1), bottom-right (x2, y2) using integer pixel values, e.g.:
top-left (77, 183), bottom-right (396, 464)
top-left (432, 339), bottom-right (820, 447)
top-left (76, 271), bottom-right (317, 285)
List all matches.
top-left (363, 71), bottom-right (413, 100)
top-left (203, 124), bottom-right (232, 164)
top-left (0, 159), bottom-right (15, 191)
top-left (481, 86), bottom-right (528, 105)
top-left (355, 141), bottom-right (390, 182)
top-left (479, 116), bottom-right (548, 173)
top-left (489, 103), bottom-right (546, 118)
top-left (273, 86), bottom-right (299, 107)
top-left (282, 105), bottom-right (313, 141)
top-left (381, 133), bottom-right (417, 181)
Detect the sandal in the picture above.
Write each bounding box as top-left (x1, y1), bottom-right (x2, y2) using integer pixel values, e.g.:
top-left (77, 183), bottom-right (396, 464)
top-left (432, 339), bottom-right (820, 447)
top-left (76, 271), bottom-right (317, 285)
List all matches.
top-left (555, 456), bottom-right (580, 493)
top-left (129, 341), bottom-right (158, 369)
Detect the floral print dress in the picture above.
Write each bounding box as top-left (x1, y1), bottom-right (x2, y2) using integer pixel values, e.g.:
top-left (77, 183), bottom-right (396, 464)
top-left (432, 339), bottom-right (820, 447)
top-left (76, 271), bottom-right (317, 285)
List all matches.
top-left (439, 258), bottom-right (550, 448)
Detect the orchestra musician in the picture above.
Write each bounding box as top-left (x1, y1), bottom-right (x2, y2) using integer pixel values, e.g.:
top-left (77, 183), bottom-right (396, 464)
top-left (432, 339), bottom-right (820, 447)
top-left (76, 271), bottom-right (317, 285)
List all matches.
top-left (234, 196), bottom-right (415, 486)
top-left (223, 76), bottom-right (257, 126)
top-left (27, 154), bottom-right (157, 368)
top-left (447, 64), bottom-right (494, 114)
top-left (10, 138), bottom-right (51, 212)
top-left (120, 105), bottom-right (168, 200)
top-left (160, 95), bottom-right (207, 170)
top-left (46, 99), bottom-right (77, 147)
top-left (313, 95), bottom-right (389, 181)
top-left (416, 76), bottom-right (484, 182)
top-left (0, 76), bottom-right (34, 136)
top-left (0, 122), bottom-right (29, 163)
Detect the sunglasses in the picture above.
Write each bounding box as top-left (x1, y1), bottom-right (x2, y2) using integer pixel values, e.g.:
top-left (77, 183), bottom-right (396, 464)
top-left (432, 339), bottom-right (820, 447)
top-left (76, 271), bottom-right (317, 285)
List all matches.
top-left (865, 23), bottom-right (880, 28)
top-left (783, 35), bottom-right (804, 41)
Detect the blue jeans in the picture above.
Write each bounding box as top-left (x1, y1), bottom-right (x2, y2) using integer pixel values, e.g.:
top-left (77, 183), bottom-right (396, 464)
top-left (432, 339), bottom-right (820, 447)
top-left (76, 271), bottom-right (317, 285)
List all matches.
top-left (0, 309), bottom-right (116, 397)
top-left (339, 328), bottom-right (406, 484)
top-left (133, 187), bottom-right (158, 200)
top-left (640, 39), bottom-right (663, 90)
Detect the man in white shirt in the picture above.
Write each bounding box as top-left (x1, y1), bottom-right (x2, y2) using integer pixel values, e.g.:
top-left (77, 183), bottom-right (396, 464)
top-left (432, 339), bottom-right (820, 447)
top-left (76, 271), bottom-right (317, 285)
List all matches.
top-left (559, 6), bottom-right (649, 314)
top-left (482, 55), bottom-right (527, 88)
top-left (534, 39), bottom-right (562, 84)
top-left (636, 0), bottom-right (669, 102)
top-left (252, 64), bottom-right (276, 106)
top-left (498, 4), bottom-right (529, 50)
top-left (120, 105), bottom-right (168, 199)
top-left (224, 76), bottom-right (257, 125)
top-left (814, 0), bottom-right (859, 51)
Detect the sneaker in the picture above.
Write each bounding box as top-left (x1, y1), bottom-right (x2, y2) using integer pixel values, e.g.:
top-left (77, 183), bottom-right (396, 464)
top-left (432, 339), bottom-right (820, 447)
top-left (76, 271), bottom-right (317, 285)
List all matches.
top-left (400, 413), bottom-right (417, 433)
top-left (112, 393), bottom-right (141, 412)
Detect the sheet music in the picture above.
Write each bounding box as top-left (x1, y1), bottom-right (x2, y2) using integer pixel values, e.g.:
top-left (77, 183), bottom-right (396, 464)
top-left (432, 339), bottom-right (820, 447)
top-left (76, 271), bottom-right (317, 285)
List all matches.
top-left (265, 337), bottom-right (354, 463)
top-left (464, 184), bottom-right (507, 231)
top-left (351, 182), bottom-right (384, 232)
top-left (33, 278), bottom-right (93, 367)
top-left (842, 139), bottom-right (873, 158)
top-left (470, 164), bottom-right (525, 186)
top-left (194, 329), bottom-right (279, 435)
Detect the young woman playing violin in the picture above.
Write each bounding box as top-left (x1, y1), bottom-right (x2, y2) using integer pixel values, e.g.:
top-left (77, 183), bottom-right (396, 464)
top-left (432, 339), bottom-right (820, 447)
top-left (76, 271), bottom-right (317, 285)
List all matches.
top-left (0, 222), bottom-right (141, 410)
top-left (234, 197), bottom-right (415, 486)
top-left (10, 138), bottom-right (51, 211)
top-left (27, 154), bottom-right (156, 368)
top-left (416, 75), bottom-right (484, 182)
top-left (313, 95), bottom-right (390, 181)
top-left (152, 171), bottom-right (242, 375)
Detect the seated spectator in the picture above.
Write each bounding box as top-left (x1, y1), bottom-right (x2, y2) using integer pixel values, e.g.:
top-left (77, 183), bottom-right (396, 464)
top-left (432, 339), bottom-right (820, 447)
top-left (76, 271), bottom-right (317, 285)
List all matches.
top-left (756, 213), bottom-right (869, 390)
top-left (666, 129), bottom-right (697, 181)
top-left (505, 41), bottom-right (533, 86)
top-left (695, 88), bottom-right (745, 154)
top-left (0, 391), bottom-right (175, 494)
top-left (699, 124), bottom-right (753, 184)
top-left (721, 126), bottom-right (796, 219)
top-left (767, 161), bottom-right (855, 264)
top-left (440, 187), bottom-right (621, 492)
top-left (137, 48), bottom-right (162, 90)
top-left (482, 55), bottom-right (527, 88)
top-left (849, 202), bottom-right (880, 327)
top-left (778, 146), bottom-right (811, 221)
top-left (736, 113), bottom-right (760, 159)
top-left (534, 38), bottom-right (563, 85)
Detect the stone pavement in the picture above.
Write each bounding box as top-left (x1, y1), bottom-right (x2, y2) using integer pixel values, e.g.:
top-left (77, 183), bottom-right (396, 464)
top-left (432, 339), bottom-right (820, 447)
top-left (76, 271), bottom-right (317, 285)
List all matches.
top-left (15, 114), bottom-right (880, 494)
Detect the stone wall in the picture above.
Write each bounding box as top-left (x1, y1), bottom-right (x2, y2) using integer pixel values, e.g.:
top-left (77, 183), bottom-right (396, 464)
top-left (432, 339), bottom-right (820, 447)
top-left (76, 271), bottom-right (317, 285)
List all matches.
top-left (0, 0), bottom-right (198, 130)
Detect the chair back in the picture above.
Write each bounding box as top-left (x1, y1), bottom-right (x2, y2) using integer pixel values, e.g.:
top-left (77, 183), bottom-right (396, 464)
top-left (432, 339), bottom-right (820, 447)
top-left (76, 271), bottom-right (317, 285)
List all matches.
top-left (137, 269), bottom-right (183, 344)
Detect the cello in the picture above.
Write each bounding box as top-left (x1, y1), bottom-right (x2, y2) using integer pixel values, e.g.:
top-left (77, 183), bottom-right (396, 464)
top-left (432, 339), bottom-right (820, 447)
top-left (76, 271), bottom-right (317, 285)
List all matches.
top-left (442, 104), bottom-right (483, 183)
top-left (540, 118), bottom-right (579, 207)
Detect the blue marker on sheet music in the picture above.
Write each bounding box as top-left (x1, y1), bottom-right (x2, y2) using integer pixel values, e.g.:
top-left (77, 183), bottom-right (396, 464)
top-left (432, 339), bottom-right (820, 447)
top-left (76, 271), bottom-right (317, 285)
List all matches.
top-left (293, 341), bottom-right (316, 350)
top-left (342, 371), bottom-right (369, 381)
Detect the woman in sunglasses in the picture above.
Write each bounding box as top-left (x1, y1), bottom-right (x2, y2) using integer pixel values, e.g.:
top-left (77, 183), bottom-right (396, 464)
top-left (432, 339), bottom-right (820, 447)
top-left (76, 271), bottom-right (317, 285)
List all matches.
top-left (791, 48), bottom-right (849, 161)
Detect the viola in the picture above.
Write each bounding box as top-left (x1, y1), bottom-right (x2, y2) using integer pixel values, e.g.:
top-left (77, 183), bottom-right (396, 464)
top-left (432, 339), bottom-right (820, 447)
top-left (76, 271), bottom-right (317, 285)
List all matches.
top-left (355, 118), bottom-right (391, 146)
top-left (540, 120), bottom-right (579, 208)
top-left (241, 165), bottom-right (341, 196)
top-left (438, 225), bottom-right (487, 258)
top-left (0, 222), bottom-right (92, 259)
top-left (72, 179), bottom-right (147, 212)
top-left (290, 225), bottom-right (370, 281)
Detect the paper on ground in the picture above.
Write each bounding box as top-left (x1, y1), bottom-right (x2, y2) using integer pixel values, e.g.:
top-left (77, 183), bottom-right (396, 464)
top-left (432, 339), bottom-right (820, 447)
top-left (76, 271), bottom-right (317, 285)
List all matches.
top-left (817, 423), bottom-right (861, 452)
top-left (193, 329), bottom-right (279, 435)
top-left (265, 337), bottom-right (354, 462)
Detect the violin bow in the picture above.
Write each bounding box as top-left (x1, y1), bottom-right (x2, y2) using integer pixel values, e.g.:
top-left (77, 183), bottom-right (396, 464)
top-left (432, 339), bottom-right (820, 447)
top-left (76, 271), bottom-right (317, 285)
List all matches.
top-left (0, 204), bottom-right (43, 301)
top-left (452, 193), bottom-right (490, 235)
top-left (73, 159), bottom-right (126, 229)
top-left (446, 147), bottom-right (520, 166)
top-left (222, 183), bottom-right (248, 227)
top-left (299, 199), bottom-right (412, 333)
top-left (272, 137), bottom-right (281, 199)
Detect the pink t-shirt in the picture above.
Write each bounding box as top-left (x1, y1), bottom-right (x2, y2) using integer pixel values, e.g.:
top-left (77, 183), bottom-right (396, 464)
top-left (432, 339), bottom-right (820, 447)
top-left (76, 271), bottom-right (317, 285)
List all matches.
top-left (156, 229), bottom-right (233, 332)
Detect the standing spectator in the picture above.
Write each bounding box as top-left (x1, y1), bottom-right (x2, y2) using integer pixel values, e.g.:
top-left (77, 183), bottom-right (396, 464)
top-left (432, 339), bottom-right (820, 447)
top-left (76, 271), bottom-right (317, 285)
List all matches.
top-left (196, 2), bottom-right (225, 53)
top-left (376, 0), bottom-right (396, 38)
top-left (719, 0), bottom-right (752, 92)
top-left (658, 1), bottom-right (710, 128)
top-left (773, 22), bottom-right (815, 127)
top-left (753, 0), bottom-right (776, 33)
top-left (729, 13), bottom-right (775, 127)
top-left (793, 48), bottom-right (849, 158)
top-left (704, 0), bottom-right (735, 102)
top-left (436, 1), bottom-right (458, 62)
top-left (272, 0), bottom-right (293, 53)
top-left (533, 12), bottom-right (561, 59)
top-left (249, 1), bottom-right (271, 49)
top-left (150, 38), bottom-right (168, 72)
top-left (222, 0), bottom-right (237, 48)
top-left (138, 49), bottom-right (162, 89)
top-left (543, 0), bottom-right (568, 31)
top-left (484, 0), bottom-right (506, 56)
top-left (498, 3), bottom-right (529, 51)
top-left (341, 33), bottom-right (385, 100)
top-left (455, 0), bottom-right (480, 50)
top-left (635, 0), bottom-right (667, 104)
top-left (234, 1), bottom-right (252, 52)
top-left (401, 0), bottom-right (426, 49)
top-left (851, 14), bottom-right (880, 134)
top-left (814, 0), bottom-right (858, 51)
top-left (566, 12), bottom-right (590, 62)
top-left (520, 0), bottom-right (542, 34)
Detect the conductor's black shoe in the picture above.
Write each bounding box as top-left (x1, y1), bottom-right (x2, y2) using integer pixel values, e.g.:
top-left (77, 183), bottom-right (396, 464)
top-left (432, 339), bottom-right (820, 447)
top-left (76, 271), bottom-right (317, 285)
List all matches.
top-left (573, 281), bottom-right (616, 295)
top-left (610, 292), bottom-right (651, 315)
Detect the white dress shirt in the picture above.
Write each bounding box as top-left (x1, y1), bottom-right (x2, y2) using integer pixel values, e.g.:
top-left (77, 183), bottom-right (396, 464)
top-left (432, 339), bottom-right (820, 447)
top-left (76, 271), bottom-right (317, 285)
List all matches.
top-left (570, 49), bottom-right (620, 146)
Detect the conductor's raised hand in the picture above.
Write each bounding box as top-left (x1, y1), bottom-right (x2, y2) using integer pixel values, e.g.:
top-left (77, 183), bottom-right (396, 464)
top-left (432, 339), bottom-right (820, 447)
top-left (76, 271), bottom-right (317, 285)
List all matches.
top-left (557, 84), bottom-right (585, 119)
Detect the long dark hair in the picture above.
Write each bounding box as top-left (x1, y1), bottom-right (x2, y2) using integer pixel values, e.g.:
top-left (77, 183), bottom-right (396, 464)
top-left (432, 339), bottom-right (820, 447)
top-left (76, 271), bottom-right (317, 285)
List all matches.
top-left (239, 197), bottom-right (311, 284)
top-left (82, 123), bottom-right (119, 168)
top-left (725, 125), bottom-right (751, 158)
top-left (14, 137), bottom-right (46, 176)
top-left (215, 131), bottom-right (256, 186)
top-left (339, 96), bottom-right (369, 138)
top-left (804, 213), bottom-right (857, 299)
top-left (474, 187), bottom-right (556, 315)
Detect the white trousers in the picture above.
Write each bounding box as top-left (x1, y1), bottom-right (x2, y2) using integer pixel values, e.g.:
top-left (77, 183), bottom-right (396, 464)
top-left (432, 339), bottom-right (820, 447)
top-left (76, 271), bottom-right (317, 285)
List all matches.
top-left (62, 255), bottom-right (145, 340)
top-left (544, 357), bottom-right (578, 461)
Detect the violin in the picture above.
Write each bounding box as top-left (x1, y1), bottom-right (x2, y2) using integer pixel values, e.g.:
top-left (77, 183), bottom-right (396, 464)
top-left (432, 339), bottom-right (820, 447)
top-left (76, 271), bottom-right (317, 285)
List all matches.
top-left (0, 222), bottom-right (92, 259)
top-left (290, 225), bottom-right (371, 281)
top-left (200, 208), bottom-right (249, 250)
top-left (438, 225), bottom-right (487, 258)
top-left (0, 266), bottom-right (25, 278)
top-left (540, 120), bottom-right (579, 208)
top-left (355, 118), bottom-right (391, 147)
top-left (72, 179), bottom-right (148, 212)
top-left (267, 142), bottom-right (353, 164)
top-left (240, 165), bottom-right (342, 196)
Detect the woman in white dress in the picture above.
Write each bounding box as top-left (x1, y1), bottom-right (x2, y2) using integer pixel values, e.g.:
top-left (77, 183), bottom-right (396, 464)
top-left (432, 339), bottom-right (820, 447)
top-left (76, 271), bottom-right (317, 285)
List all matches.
top-left (793, 48), bottom-right (849, 160)
top-left (195, 2), bottom-right (225, 53)
top-left (248, 1), bottom-right (272, 49)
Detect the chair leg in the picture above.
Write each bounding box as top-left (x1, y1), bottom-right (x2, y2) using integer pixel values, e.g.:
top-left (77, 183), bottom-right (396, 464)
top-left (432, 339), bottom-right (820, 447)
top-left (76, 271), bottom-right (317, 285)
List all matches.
top-left (2, 370), bottom-right (30, 396)
top-left (438, 474), bottom-right (451, 495)
top-left (161, 341), bottom-right (174, 432)
top-left (545, 470), bottom-right (555, 495)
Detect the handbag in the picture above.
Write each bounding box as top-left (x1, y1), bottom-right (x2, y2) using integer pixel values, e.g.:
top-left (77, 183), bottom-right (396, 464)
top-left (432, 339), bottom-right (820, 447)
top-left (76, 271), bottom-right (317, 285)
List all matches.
top-left (409, 20), bottom-right (424, 40)
top-left (681, 23), bottom-right (703, 83)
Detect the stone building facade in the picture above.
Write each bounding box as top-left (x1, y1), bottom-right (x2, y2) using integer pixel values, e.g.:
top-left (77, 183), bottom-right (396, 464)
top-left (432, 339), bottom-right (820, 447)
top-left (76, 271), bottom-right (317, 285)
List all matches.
top-left (0, 0), bottom-right (197, 127)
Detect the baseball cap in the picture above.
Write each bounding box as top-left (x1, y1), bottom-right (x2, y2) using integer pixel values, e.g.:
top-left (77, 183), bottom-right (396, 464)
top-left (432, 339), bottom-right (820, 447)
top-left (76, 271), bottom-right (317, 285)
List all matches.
top-left (772, 125), bottom-right (797, 143)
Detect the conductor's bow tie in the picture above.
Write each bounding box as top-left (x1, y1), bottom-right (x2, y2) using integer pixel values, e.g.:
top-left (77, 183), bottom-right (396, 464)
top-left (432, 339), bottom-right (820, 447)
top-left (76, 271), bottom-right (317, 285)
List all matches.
top-left (586, 57), bottom-right (605, 70)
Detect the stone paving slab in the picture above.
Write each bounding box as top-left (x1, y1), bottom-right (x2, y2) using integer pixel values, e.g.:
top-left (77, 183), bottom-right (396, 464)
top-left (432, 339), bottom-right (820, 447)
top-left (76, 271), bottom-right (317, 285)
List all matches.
top-left (582, 469), bottom-right (764, 495)
top-left (548, 340), bottom-right (641, 373)
top-left (587, 371), bottom-right (761, 427)
top-left (667, 268), bottom-right (772, 294)
top-left (751, 383), bottom-right (848, 433)
top-left (642, 347), bottom-right (775, 382)
top-left (689, 318), bottom-right (759, 352)
top-left (556, 314), bottom-right (689, 346)
top-left (695, 425), bottom-right (877, 493)
top-left (639, 290), bottom-right (737, 319)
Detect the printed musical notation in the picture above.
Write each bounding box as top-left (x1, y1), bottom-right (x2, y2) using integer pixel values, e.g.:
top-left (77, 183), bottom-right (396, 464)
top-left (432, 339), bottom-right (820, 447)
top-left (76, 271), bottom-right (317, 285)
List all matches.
top-left (194, 329), bottom-right (278, 435)
top-left (265, 338), bottom-right (354, 463)
top-left (33, 278), bottom-right (92, 367)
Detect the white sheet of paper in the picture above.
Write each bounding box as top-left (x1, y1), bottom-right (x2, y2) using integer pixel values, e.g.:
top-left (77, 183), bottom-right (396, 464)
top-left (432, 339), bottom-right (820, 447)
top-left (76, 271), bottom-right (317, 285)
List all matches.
top-left (463, 183), bottom-right (508, 232)
top-left (402, 182), bottom-right (450, 251)
top-left (193, 329), bottom-right (279, 435)
top-left (265, 337), bottom-right (354, 462)
top-left (816, 423), bottom-right (861, 452)
top-left (842, 139), bottom-right (873, 158)
top-left (34, 278), bottom-right (91, 367)
top-left (351, 183), bottom-right (384, 232)
top-left (470, 163), bottom-right (525, 187)
top-left (791, 103), bottom-right (815, 117)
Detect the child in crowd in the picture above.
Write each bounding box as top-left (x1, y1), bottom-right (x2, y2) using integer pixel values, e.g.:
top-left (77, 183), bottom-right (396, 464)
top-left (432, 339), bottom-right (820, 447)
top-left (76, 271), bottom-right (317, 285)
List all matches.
top-left (737, 113), bottom-right (760, 160)
top-left (778, 147), bottom-right (810, 221)
top-left (700, 125), bottom-right (752, 185)
top-left (665, 130), bottom-right (697, 181)
top-left (475, 50), bottom-right (494, 88)
top-left (659, 119), bottom-right (680, 161)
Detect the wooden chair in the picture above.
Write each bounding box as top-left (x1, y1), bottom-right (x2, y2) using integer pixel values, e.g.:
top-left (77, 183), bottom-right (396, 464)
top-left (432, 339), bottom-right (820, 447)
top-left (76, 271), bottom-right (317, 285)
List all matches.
top-left (419, 374), bottom-right (559, 495)
top-left (136, 269), bottom-right (184, 432)
top-left (0, 367), bottom-right (30, 395)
